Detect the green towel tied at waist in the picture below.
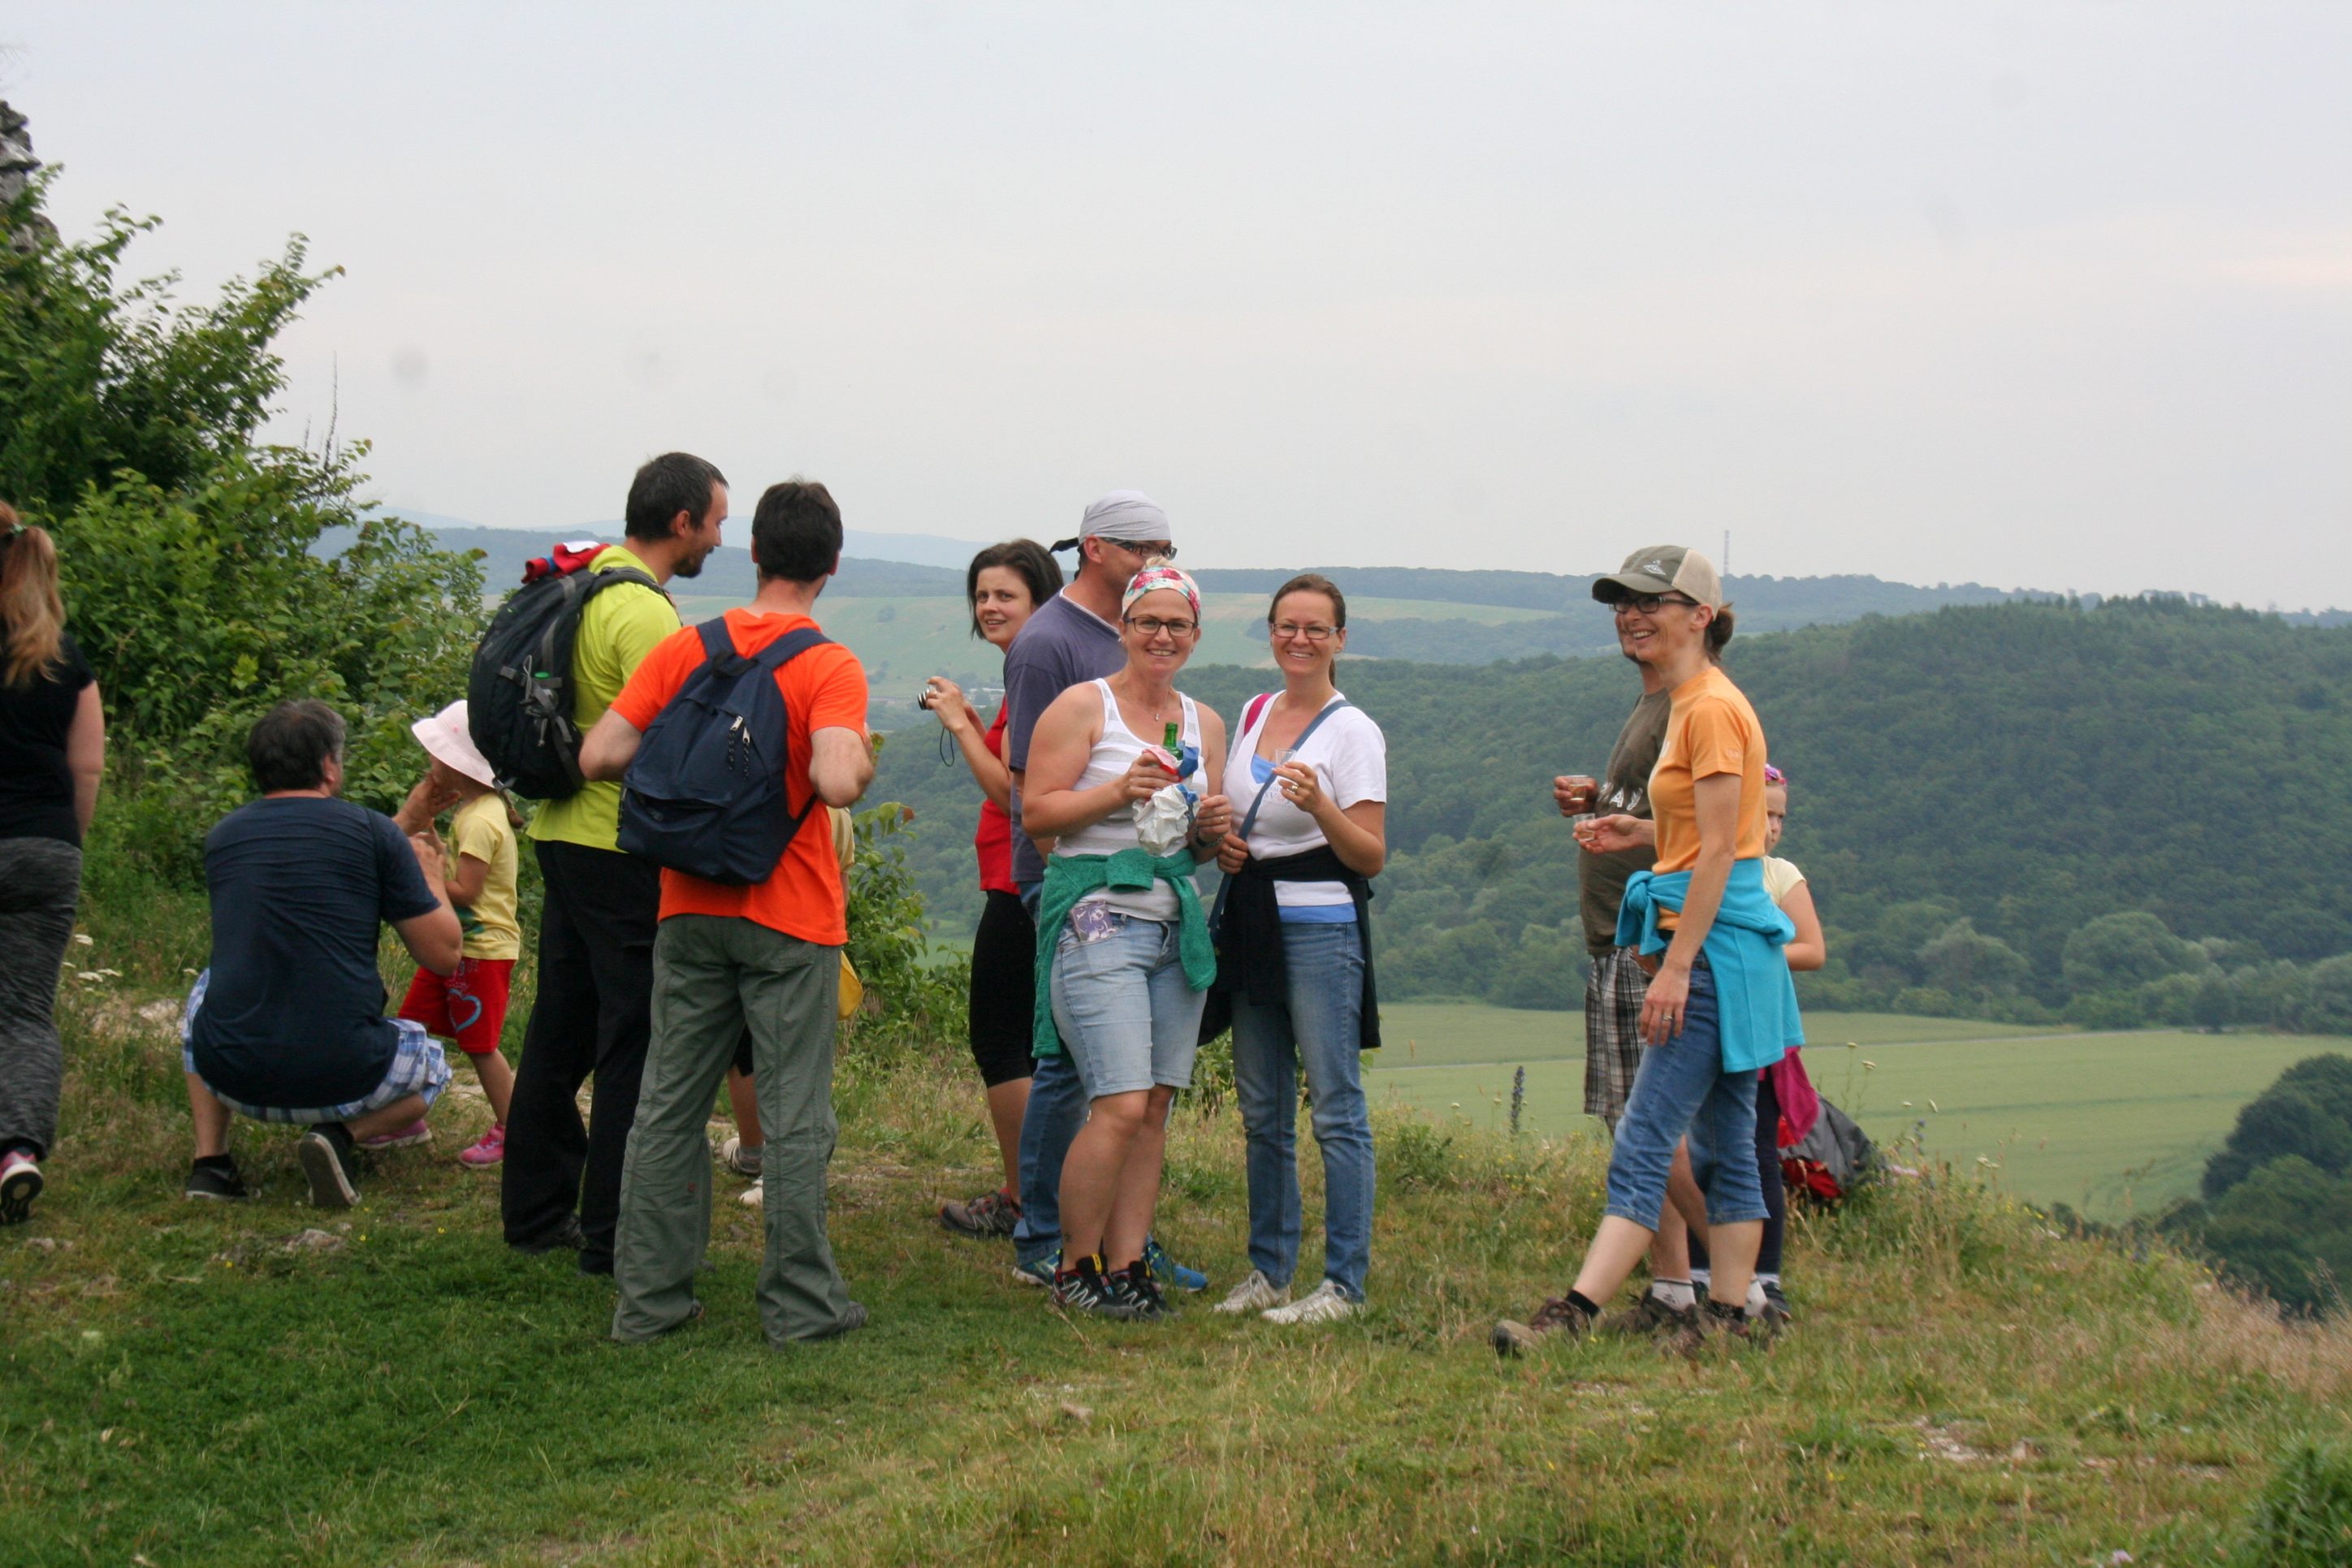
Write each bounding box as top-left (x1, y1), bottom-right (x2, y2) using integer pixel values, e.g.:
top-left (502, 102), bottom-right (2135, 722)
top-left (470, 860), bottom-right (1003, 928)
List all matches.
top-left (1031, 848), bottom-right (1217, 1057)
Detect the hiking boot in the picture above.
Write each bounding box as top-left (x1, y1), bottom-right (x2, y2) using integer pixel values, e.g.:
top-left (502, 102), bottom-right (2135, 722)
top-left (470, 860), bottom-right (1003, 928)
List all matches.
top-left (456, 1124), bottom-right (506, 1168)
top-left (939, 1187), bottom-right (1021, 1239)
top-left (1142, 1235), bottom-right (1206, 1294)
top-left (1213, 1269), bottom-right (1286, 1315)
top-left (1264, 1280), bottom-right (1360, 1326)
top-left (297, 1124), bottom-right (360, 1210)
top-left (1600, 1292), bottom-right (1700, 1340)
top-left (1705, 1299), bottom-right (1779, 1346)
top-left (1492, 1294), bottom-right (1595, 1358)
top-left (1051, 1255), bottom-right (1139, 1320)
top-left (1109, 1259), bottom-right (1173, 1322)
top-left (1011, 1249), bottom-right (1059, 1289)
top-left (356, 1119), bottom-right (431, 1151)
top-left (0, 1150), bottom-right (41, 1225)
top-left (184, 1157), bottom-right (249, 1203)
top-left (1759, 1280), bottom-right (1793, 1325)
top-left (717, 1136), bottom-right (763, 1179)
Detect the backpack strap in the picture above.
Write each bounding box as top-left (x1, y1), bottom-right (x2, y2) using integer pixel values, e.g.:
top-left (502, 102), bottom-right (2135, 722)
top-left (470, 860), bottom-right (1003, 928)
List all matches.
top-left (1241, 692), bottom-right (1275, 737)
top-left (752, 626), bottom-right (832, 669)
top-left (1210, 696), bottom-right (1353, 931)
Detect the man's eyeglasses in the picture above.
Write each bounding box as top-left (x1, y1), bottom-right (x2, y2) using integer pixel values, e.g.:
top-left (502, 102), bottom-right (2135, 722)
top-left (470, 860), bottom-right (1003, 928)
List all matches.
top-left (1126, 616), bottom-right (1198, 638)
top-left (1271, 622), bottom-right (1337, 642)
top-left (1112, 540), bottom-right (1175, 561)
top-left (1607, 593), bottom-right (1701, 616)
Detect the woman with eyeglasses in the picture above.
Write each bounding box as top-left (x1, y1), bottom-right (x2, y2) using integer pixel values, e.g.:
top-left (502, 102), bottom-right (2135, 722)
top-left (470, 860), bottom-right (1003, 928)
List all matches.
top-left (1208, 573), bottom-right (1386, 1326)
top-left (1021, 564), bottom-right (1232, 1319)
top-left (1495, 545), bottom-right (1802, 1354)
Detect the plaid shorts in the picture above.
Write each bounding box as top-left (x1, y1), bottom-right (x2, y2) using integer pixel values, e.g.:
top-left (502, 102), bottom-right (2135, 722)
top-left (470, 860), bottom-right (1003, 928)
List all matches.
top-left (1582, 946), bottom-right (1649, 1125)
top-left (180, 969), bottom-right (452, 1125)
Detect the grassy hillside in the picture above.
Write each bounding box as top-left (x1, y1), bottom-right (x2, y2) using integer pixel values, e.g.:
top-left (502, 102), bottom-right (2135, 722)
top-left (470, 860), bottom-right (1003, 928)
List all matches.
top-left (7, 958), bottom-right (2352, 1565)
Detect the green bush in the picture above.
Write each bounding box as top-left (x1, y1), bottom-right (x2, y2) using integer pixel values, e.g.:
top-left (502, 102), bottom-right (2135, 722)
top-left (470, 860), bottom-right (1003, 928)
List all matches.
top-left (2238, 1441), bottom-right (2352, 1566)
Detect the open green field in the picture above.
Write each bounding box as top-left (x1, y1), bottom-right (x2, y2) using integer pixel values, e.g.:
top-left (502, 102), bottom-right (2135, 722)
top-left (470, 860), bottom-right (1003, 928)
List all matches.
top-left (1364, 1003), bottom-right (2346, 1220)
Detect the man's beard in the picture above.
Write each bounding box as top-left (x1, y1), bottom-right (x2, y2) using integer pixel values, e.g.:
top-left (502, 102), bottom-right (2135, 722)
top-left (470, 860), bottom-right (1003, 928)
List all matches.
top-left (673, 551), bottom-right (706, 580)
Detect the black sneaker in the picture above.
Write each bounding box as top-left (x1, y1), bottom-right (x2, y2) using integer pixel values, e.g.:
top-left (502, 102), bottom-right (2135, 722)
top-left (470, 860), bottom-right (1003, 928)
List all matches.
top-left (508, 1215), bottom-right (586, 1256)
top-left (939, 1188), bottom-right (1021, 1239)
top-left (184, 1158), bottom-right (250, 1203)
top-left (0, 1151), bottom-right (42, 1225)
top-left (1492, 1294), bottom-right (1596, 1358)
top-left (297, 1124), bottom-right (360, 1210)
top-left (1051, 1255), bottom-right (1139, 1320)
top-left (1108, 1260), bottom-right (1173, 1322)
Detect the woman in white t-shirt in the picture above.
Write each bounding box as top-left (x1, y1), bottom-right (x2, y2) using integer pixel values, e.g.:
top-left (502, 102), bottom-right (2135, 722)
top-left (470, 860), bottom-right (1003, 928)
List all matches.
top-left (1209, 573), bottom-right (1388, 1326)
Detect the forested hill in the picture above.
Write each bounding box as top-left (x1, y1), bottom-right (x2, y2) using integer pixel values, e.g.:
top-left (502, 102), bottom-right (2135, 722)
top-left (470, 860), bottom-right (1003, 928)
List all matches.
top-left (875, 597), bottom-right (2352, 1022)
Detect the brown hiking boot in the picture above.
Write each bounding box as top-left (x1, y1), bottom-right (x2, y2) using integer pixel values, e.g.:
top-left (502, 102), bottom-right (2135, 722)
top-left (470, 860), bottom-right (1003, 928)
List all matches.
top-left (1599, 1291), bottom-right (1699, 1341)
top-left (939, 1187), bottom-right (1021, 1239)
top-left (1491, 1294), bottom-right (1595, 1358)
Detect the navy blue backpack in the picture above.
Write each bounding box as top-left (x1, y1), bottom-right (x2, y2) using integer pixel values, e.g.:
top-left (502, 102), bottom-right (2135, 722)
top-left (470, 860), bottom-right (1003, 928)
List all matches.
top-left (616, 620), bottom-right (832, 884)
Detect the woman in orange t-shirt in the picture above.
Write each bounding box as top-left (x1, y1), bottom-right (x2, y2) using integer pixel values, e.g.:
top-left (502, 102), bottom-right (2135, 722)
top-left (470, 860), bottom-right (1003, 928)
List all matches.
top-left (1496, 544), bottom-right (1796, 1355)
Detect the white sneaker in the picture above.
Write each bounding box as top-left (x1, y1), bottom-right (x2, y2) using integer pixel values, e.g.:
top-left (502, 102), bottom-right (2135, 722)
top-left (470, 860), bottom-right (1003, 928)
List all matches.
top-left (1263, 1280), bottom-right (1360, 1325)
top-left (1213, 1269), bottom-right (1286, 1315)
top-left (737, 1185), bottom-right (763, 1207)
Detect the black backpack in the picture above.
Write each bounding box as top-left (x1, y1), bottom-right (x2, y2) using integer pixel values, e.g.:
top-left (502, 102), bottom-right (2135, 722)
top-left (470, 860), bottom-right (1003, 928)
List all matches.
top-left (616, 619), bottom-right (832, 884)
top-left (467, 546), bottom-right (664, 799)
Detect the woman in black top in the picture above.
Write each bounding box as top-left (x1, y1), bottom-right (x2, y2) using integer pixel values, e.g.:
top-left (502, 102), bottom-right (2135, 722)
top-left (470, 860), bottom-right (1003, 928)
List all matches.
top-left (0, 507), bottom-right (107, 1225)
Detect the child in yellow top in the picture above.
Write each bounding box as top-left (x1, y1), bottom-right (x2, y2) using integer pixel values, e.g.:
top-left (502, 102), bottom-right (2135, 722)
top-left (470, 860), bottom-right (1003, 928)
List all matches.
top-left (392, 701), bottom-right (521, 1168)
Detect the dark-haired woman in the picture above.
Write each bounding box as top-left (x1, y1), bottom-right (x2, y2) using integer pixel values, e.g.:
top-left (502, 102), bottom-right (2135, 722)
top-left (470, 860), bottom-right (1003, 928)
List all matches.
top-left (1496, 545), bottom-right (1801, 1353)
top-left (927, 539), bottom-right (1066, 1238)
top-left (1211, 574), bottom-right (1386, 1325)
top-left (0, 507), bottom-right (106, 1225)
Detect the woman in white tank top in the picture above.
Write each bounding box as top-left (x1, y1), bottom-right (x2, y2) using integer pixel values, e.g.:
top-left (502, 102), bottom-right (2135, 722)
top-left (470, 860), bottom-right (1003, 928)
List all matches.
top-left (1020, 564), bottom-right (1231, 1320)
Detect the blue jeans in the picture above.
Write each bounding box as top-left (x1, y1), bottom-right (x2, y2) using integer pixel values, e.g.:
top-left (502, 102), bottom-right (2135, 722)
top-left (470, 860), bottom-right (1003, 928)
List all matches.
top-left (1602, 960), bottom-right (1769, 1229)
top-left (1011, 883), bottom-right (1081, 1268)
top-left (1231, 921), bottom-right (1375, 1300)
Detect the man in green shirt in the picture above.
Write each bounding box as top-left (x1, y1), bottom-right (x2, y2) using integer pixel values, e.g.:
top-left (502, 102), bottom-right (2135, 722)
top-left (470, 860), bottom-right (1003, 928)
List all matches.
top-left (502, 452), bottom-right (728, 1274)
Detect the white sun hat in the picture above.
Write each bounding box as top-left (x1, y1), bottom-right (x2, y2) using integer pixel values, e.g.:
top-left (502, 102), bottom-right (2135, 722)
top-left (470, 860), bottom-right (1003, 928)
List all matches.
top-left (409, 700), bottom-right (499, 789)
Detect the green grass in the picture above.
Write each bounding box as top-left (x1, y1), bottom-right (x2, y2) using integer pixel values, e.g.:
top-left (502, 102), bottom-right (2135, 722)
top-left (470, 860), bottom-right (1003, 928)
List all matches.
top-left (11, 949), bottom-right (2352, 1562)
top-left (1364, 1002), bottom-right (2342, 1220)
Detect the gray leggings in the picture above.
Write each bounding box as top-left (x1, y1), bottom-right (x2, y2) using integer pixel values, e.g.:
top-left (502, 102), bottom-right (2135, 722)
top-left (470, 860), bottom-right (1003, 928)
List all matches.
top-left (0, 837), bottom-right (82, 1160)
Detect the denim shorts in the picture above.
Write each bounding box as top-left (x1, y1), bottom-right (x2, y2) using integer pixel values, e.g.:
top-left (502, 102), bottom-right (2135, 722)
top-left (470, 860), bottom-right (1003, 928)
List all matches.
top-left (1601, 959), bottom-right (1770, 1229)
top-left (180, 968), bottom-right (452, 1125)
top-left (1046, 909), bottom-right (1204, 1098)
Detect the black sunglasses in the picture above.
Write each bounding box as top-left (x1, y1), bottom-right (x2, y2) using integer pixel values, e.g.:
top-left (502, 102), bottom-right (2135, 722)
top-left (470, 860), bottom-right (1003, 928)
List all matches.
top-left (1606, 592), bottom-right (1701, 616)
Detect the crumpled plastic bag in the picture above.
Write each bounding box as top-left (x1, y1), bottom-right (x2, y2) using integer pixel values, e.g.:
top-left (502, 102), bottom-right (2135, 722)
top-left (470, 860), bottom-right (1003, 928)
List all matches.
top-left (1131, 743), bottom-right (1200, 856)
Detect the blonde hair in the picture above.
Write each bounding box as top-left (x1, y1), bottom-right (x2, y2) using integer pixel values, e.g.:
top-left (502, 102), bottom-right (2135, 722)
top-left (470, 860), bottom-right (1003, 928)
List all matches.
top-left (0, 503), bottom-right (68, 688)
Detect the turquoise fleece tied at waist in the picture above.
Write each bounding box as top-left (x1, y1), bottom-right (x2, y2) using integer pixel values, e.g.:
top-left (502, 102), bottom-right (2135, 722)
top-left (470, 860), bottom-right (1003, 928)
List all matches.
top-left (1616, 860), bottom-right (1805, 1074)
top-left (1032, 848), bottom-right (1217, 1057)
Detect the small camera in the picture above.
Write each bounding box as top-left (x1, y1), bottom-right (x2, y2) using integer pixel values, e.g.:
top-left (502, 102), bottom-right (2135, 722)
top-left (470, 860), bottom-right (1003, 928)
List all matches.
top-left (915, 689), bottom-right (936, 711)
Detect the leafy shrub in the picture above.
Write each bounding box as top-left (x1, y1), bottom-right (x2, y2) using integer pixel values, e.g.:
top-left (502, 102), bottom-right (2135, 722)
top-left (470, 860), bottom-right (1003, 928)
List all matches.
top-left (841, 793), bottom-right (968, 1063)
top-left (1381, 1121), bottom-right (1455, 1192)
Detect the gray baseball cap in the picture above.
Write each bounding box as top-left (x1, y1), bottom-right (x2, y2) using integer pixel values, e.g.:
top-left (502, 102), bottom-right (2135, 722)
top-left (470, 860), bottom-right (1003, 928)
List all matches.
top-left (1592, 545), bottom-right (1724, 608)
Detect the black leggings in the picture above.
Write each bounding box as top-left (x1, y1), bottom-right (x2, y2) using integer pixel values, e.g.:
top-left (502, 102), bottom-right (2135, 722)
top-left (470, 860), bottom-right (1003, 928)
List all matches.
top-left (966, 889), bottom-right (1037, 1088)
top-left (1684, 1074), bottom-right (1786, 1276)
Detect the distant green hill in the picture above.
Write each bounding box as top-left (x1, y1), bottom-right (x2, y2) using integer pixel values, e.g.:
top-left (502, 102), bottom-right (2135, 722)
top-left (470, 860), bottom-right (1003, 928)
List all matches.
top-left (876, 597), bottom-right (2352, 1024)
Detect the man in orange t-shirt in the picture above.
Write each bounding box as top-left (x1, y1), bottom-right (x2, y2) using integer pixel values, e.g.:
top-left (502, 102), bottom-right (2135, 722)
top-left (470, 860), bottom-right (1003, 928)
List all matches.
top-left (578, 479), bottom-right (876, 1348)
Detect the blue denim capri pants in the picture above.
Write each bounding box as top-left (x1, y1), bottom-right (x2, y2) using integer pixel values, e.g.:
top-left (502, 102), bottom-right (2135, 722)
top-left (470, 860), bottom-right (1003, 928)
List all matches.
top-left (1602, 958), bottom-right (1770, 1229)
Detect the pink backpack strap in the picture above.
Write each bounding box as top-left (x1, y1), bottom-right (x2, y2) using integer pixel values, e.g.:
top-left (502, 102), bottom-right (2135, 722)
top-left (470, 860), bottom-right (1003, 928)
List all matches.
top-left (1242, 692), bottom-right (1274, 735)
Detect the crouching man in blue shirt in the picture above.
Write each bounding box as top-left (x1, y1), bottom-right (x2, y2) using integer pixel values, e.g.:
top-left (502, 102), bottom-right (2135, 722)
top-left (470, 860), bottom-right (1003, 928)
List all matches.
top-left (180, 700), bottom-right (463, 1210)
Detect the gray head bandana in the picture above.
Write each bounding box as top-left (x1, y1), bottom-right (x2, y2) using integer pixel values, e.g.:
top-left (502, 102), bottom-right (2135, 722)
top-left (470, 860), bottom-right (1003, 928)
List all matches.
top-left (1052, 490), bottom-right (1172, 552)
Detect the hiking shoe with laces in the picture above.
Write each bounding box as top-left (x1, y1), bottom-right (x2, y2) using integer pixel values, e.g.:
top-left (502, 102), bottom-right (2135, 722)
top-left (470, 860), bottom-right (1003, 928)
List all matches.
top-left (1492, 1294), bottom-right (1596, 1358)
top-left (1109, 1260), bottom-right (1173, 1321)
top-left (1599, 1292), bottom-right (1700, 1340)
top-left (457, 1124), bottom-right (506, 1168)
top-left (1264, 1280), bottom-right (1360, 1325)
top-left (939, 1187), bottom-right (1021, 1239)
top-left (1142, 1236), bottom-right (1207, 1293)
top-left (184, 1158), bottom-right (249, 1203)
top-left (1011, 1248), bottom-right (1059, 1288)
top-left (1704, 1299), bottom-right (1779, 1346)
top-left (717, 1136), bottom-right (763, 1178)
top-left (356, 1119), bottom-right (431, 1151)
top-left (1213, 1268), bottom-right (1286, 1315)
top-left (1051, 1255), bottom-right (1139, 1320)
top-left (298, 1124), bottom-right (360, 1210)
top-left (0, 1150), bottom-right (41, 1225)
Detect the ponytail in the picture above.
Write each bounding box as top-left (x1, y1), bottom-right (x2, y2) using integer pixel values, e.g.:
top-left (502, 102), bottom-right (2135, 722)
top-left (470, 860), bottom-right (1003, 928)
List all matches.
top-left (0, 504), bottom-right (67, 688)
top-left (1704, 603), bottom-right (1736, 659)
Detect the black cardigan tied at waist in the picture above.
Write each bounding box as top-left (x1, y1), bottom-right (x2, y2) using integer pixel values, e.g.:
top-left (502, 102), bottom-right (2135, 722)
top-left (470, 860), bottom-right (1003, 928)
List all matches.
top-left (1216, 844), bottom-right (1381, 1051)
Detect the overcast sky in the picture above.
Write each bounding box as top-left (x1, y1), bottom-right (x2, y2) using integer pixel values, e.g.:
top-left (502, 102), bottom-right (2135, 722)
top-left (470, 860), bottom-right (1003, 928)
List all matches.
top-left (8, 4), bottom-right (2347, 606)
